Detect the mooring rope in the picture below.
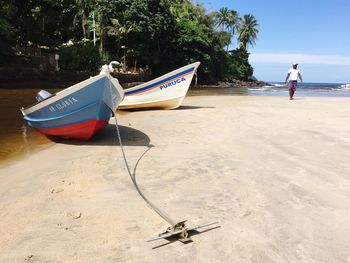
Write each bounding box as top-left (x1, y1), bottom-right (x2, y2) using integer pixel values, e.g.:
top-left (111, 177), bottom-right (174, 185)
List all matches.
top-left (107, 72), bottom-right (176, 226)
top-left (112, 115), bottom-right (176, 225)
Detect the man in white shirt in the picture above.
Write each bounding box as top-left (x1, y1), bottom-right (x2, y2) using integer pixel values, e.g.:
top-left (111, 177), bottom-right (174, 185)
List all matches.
top-left (285, 63), bottom-right (303, 100)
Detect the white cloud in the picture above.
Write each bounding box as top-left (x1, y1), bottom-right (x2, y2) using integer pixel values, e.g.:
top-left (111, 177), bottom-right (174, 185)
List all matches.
top-left (250, 53), bottom-right (350, 65)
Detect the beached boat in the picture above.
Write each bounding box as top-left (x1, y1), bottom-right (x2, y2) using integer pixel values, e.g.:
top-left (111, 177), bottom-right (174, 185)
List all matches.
top-left (21, 66), bottom-right (124, 140)
top-left (119, 62), bottom-right (200, 110)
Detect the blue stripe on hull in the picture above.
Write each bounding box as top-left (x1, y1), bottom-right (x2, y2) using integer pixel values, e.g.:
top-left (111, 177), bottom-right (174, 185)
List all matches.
top-left (125, 67), bottom-right (194, 96)
top-left (24, 77), bottom-right (113, 129)
top-left (23, 101), bottom-right (98, 122)
top-left (26, 101), bottom-right (111, 130)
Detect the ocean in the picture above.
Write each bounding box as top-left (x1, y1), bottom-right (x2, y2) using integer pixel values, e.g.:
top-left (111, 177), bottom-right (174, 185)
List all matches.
top-left (1, 82), bottom-right (349, 165)
top-left (248, 82), bottom-right (350, 97)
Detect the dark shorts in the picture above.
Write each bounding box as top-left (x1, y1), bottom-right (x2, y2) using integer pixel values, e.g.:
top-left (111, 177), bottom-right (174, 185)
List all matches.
top-left (288, 80), bottom-right (297, 91)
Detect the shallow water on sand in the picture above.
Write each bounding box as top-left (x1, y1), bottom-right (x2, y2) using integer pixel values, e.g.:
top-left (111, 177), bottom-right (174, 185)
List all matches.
top-left (188, 86), bottom-right (248, 96)
top-left (0, 89), bottom-right (62, 166)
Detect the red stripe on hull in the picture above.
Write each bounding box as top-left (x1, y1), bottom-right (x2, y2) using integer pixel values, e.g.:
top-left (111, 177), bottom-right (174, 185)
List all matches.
top-left (37, 120), bottom-right (108, 140)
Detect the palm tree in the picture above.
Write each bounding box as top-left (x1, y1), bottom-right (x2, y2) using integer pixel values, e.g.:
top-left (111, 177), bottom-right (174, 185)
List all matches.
top-left (215, 7), bottom-right (231, 31)
top-left (237, 14), bottom-right (259, 49)
top-left (227, 10), bottom-right (239, 35)
top-left (215, 8), bottom-right (240, 50)
top-left (225, 10), bottom-right (239, 50)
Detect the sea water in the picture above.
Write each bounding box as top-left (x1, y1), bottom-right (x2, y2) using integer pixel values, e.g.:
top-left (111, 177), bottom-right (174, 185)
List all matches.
top-left (247, 82), bottom-right (350, 97)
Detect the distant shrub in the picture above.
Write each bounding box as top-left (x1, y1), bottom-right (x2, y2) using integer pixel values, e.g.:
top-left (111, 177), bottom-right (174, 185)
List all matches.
top-left (59, 45), bottom-right (103, 71)
top-left (226, 47), bottom-right (253, 81)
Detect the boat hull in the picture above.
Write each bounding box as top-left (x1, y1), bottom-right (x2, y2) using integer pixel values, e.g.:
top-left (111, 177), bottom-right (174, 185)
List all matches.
top-left (118, 95), bottom-right (185, 110)
top-left (21, 70), bottom-right (124, 140)
top-left (37, 119), bottom-right (107, 140)
top-left (119, 62), bottom-right (200, 110)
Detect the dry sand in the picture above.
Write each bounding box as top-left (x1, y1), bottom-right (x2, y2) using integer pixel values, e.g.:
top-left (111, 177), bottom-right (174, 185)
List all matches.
top-left (1, 96), bottom-right (350, 262)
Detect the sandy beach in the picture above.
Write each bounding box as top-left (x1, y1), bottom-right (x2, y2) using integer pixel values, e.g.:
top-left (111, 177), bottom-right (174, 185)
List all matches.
top-left (1, 95), bottom-right (350, 262)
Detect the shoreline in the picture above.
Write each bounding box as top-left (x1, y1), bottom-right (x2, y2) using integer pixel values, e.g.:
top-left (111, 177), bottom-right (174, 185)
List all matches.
top-left (0, 67), bottom-right (267, 89)
top-left (0, 68), bottom-right (152, 89)
top-left (1, 95), bottom-right (350, 262)
top-left (195, 79), bottom-right (269, 89)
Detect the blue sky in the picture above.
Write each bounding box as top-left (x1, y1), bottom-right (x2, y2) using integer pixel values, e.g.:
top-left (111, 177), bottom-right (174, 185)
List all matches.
top-left (199, 0), bottom-right (350, 83)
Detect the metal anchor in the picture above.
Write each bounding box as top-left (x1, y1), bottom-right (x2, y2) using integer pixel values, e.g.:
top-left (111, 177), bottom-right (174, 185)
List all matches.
top-left (148, 220), bottom-right (219, 243)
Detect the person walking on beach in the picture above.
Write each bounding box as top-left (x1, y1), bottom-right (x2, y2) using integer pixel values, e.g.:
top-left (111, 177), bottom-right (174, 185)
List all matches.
top-left (285, 63), bottom-right (303, 100)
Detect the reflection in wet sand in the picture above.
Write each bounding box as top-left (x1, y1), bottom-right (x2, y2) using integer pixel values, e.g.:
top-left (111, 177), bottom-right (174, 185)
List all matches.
top-left (0, 89), bottom-right (60, 166)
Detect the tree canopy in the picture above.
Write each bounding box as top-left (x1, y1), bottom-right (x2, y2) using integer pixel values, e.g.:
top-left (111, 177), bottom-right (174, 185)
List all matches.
top-left (0, 0), bottom-right (260, 82)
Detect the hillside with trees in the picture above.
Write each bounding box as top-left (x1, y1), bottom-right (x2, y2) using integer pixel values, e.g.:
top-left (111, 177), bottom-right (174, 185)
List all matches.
top-left (0, 0), bottom-right (260, 84)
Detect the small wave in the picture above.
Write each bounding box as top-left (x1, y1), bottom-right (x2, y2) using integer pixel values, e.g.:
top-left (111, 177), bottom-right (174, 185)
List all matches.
top-left (270, 83), bottom-right (285, 87)
top-left (261, 83), bottom-right (285, 88)
top-left (248, 87), bottom-right (280, 92)
top-left (339, 84), bottom-right (350, 90)
top-left (331, 87), bottom-right (349, 91)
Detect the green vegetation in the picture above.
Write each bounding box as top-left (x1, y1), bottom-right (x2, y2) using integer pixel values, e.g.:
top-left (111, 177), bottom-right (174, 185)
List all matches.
top-left (59, 44), bottom-right (105, 71)
top-left (0, 0), bottom-right (259, 82)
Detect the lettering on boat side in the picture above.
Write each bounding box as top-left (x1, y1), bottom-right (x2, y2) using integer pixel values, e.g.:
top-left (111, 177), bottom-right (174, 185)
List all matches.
top-left (159, 77), bottom-right (186, 90)
top-left (49, 97), bottom-right (79, 112)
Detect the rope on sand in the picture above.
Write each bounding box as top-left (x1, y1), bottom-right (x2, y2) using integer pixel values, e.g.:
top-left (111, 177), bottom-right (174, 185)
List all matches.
top-left (108, 72), bottom-right (219, 243)
top-left (112, 114), bottom-right (176, 226)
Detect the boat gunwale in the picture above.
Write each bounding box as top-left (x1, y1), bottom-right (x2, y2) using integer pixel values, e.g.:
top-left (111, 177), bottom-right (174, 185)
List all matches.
top-left (124, 68), bottom-right (195, 96)
top-left (23, 101), bottom-right (99, 122)
top-left (123, 62), bottom-right (200, 95)
top-left (21, 74), bottom-right (107, 114)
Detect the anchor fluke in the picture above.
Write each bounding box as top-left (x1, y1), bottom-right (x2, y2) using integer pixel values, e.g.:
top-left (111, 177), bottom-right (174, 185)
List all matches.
top-left (148, 221), bottom-right (219, 243)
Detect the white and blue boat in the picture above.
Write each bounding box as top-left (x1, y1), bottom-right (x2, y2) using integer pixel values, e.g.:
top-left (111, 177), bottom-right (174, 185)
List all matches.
top-left (21, 66), bottom-right (124, 140)
top-left (119, 62), bottom-right (200, 110)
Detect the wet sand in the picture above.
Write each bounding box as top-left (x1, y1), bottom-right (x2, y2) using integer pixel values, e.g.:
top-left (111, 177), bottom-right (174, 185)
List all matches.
top-left (1, 96), bottom-right (350, 262)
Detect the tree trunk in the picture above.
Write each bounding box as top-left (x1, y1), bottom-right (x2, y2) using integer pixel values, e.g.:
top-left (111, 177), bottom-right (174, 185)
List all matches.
top-left (195, 72), bottom-right (198, 87)
top-left (82, 13), bottom-right (87, 39)
top-left (99, 29), bottom-right (104, 52)
top-left (134, 57), bottom-right (137, 73)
